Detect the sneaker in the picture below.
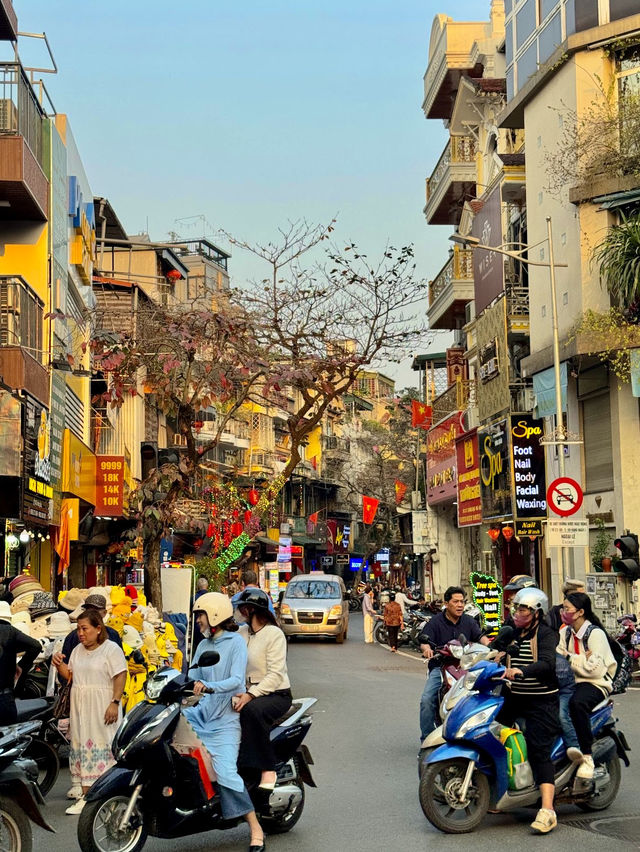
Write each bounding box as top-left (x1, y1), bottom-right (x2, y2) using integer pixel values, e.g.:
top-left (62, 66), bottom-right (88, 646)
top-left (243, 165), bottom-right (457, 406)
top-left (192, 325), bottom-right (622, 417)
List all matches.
top-left (566, 747), bottom-right (583, 763)
top-left (530, 808), bottom-right (557, 834)
top-left (65, 798), bottom-right (86, 815)
top-left (576, 755), bottom-right (595, 779)
top-left (66, 785), bottom-right (83, 800)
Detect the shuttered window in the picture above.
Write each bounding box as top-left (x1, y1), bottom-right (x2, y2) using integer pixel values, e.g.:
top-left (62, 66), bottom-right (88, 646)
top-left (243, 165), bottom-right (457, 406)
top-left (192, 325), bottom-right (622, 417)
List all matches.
top-left (582, 393), bottom-right (614, 492)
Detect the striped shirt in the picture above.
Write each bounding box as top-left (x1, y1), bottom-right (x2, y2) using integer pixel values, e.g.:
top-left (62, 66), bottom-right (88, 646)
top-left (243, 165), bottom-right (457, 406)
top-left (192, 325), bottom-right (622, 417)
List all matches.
top-left (509, 638), bottom-right (558, 696)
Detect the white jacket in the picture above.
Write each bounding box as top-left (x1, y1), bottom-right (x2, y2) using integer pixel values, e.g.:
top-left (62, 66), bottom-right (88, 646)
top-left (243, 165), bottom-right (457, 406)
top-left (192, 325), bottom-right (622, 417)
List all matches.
top-left (558, 622), bottom-right (616, 695)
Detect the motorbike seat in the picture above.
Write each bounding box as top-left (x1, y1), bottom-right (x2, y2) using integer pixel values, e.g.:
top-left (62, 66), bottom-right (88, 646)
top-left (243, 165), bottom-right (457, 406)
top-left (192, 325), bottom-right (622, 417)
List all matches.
top-left (15, 698), bottom-right (49, 721)
top-left (273, 703), bottom-right (301, 727)
top-left (592, 697), bottom-right (611, 713)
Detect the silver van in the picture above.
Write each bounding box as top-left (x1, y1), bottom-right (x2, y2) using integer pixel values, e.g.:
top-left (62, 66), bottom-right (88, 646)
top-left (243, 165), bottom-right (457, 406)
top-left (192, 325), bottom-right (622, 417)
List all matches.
top-left (279, 573), bottom-right (349, 643)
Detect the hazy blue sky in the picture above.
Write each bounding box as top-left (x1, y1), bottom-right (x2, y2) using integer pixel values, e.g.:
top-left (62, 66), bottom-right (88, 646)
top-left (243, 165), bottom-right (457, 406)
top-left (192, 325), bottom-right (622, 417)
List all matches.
top-left (14, 0), bottom-right (487, 386)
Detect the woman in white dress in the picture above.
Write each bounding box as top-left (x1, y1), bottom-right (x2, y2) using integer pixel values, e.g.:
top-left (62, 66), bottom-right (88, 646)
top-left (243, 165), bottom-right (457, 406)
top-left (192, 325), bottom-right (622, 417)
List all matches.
top-left (53, 608), bottom-right (127, 815)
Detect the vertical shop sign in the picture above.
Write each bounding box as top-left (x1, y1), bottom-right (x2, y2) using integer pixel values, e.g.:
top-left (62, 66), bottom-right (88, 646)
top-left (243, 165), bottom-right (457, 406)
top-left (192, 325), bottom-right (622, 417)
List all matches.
top-left (478, 419), bottom-right (512, 519)
top-left (456, 429), bottom-right (482, 526)
top-left (470, 572), bottom-right (503, 636)
top-left (510, 415), bottom-right (547, 519)
top-left (427, 413), bottom-right (461, 505)
top-left (23, 398), bottom-right (53, 524)
top-left (95, 455), bottom-right (125, 516)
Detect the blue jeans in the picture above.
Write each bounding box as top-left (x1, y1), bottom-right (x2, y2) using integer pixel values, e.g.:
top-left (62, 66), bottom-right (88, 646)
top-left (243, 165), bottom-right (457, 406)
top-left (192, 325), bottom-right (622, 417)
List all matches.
top-left (558, 685), bottom-right (579, 750)
top-left (419, 668), bottom-right (442, 740)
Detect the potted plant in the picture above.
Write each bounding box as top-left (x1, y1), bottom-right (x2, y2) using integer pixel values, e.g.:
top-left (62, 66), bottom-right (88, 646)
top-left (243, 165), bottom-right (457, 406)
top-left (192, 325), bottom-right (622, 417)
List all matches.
top-left (591, 518), bottom-right (614, 572)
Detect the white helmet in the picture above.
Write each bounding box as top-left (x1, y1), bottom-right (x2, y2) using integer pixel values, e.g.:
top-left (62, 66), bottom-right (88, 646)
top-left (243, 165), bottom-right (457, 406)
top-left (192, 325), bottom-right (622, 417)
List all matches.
top-left (512, 587), bottom-right (549, 615)
top-left (193, 592), bottom-right (233, 629)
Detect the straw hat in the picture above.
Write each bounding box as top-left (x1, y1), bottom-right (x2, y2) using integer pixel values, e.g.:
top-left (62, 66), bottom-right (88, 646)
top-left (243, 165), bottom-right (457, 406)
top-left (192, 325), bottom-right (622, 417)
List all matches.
top-left (0, 601), bottom-right (12, 622)
top-left (30, 618), bottom-right (50, 641)
top-left (58, 588), bottom-right (86, 613)
top-left (9, 576), bottom-right (44, 599)
top-left (12, 611), bottom-right (32, 635)
top-left (47, 611), bottom-right (72, 640)
top-left (10, 595), bottom-right (34, 615)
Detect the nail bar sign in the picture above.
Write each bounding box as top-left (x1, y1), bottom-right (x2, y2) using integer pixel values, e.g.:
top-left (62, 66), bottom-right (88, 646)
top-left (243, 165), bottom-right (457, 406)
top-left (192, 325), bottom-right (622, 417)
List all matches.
top-left (510, 415), bottom-right (547, 520)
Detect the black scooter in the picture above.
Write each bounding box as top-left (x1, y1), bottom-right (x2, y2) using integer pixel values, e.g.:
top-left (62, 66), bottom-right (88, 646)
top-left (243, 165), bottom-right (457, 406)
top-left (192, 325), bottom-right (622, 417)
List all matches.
top-left (0, 719), bottom-right (55, 851)
top-left (77, 651), bottom-right (317, 852)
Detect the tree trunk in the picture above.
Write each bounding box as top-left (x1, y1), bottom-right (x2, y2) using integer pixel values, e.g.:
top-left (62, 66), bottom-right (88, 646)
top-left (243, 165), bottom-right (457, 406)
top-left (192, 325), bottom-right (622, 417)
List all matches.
top-left (146, 533), bottom-right (163, 611)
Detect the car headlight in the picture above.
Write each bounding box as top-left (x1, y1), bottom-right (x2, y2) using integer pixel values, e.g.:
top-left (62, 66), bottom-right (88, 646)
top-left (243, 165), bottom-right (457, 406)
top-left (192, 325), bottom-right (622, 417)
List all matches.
top-left (280, 603), bottom-right (291, 616)
top-left (328, 605), bottom-right (342, 619)
top-left (455, 707), bottom-right (495, 738)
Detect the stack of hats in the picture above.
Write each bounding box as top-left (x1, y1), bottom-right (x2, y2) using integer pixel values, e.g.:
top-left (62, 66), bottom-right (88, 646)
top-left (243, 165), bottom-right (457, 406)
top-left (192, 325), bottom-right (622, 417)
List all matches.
top-left (29, 591), bottom-right (57, 619)
top-left (47, 611), bottom-right (72, 641)
top-left (0, 601), bottom-right (12, 623)
top-left (9, 574), bottom-right (45, 614)
top-left (58, 588), bottom-right (86, 619)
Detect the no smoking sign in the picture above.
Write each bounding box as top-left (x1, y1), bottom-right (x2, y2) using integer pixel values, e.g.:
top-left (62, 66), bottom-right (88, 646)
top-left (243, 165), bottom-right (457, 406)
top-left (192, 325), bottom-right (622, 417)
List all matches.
top-left (547, 477), bottom-right (583, 517)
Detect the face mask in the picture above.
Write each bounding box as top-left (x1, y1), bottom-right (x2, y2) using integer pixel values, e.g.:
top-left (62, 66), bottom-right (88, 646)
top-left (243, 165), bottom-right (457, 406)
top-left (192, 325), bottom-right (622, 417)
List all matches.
top-left (561, 611), bottom-right (576, 626)
top-left (513, 612), bottom-right (532, 628)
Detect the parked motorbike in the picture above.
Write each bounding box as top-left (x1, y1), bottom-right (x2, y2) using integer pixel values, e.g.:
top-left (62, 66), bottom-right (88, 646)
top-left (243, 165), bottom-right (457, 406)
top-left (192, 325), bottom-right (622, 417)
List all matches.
top-left (374, 609), bottom-right (431, 650)
top-left (14, 697), bottom-right (62, 796)
top-left (616, 614), bottom-right (640, 674)
top-left (0, 719), bottom-right (55, 851)
top-left (418, 655), bottom-right (630, 833)
top-left (77, 650), bottom-right (317, 852)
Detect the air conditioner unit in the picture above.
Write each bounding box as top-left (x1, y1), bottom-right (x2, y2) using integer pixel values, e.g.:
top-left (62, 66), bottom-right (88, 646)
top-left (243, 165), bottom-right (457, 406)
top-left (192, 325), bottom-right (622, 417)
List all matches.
top-left (0, 99), bottom-right (18, 132)
top-left (516, 387), bottom-right (535, 412)
top-left (172, 434), bottom-right (187, 447)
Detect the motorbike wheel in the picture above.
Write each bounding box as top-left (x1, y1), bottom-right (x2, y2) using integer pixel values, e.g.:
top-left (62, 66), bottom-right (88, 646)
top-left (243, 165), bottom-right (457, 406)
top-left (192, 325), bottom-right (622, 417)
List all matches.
top-left (374, 622), bottom-right (389, 646)
top-left (419, 759), bottom-right (489, 834)
top-left (260, 780), bottom-right (305, 834)
top-left (0, 795), bottom-right (32, 852)
top-left (577, 753), bottom-right (621, 812)
top-left (78, 795), bottom-right (147, 852)
top-left (23, 737), bottom-right (59, 797)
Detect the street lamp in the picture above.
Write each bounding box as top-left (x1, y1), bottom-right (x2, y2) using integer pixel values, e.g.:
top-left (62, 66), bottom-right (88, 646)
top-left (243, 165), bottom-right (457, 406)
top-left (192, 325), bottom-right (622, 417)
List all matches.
top-left (450, 217), bottom-right (574, 593)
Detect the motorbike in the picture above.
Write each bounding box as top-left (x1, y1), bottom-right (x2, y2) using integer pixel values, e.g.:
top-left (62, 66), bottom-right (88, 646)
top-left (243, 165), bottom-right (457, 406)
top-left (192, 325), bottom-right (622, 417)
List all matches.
top-left (77, 650), bottom-right (317, 852)
top-left (418, 654), bottom-right (630, 833)
top-left (0, 719), bottom-right (55, 851)
top-left (616, 614), bottom-right (640, 674)
top-left (14, 697), bottom-right (62, 796)
top-left (374, 608), bottom-right (431, 650)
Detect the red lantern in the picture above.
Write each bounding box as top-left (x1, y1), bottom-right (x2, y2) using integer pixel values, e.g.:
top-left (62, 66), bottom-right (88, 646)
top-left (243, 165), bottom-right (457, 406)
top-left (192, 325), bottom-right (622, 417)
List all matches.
top-left (232, 509), bottom-right (239, 519)
top-left (502, 526), bottom-right (515, 542)
top-left (248, 488), bottom-right (260, 506)
top-left (166, 269), bottom-right (181, 282)
top-left (487, 528), bottom-right (501, 542)
top-left (244, 510), bottom-right (252, 525)
top-left (231, 521), bottom-right (243, 538)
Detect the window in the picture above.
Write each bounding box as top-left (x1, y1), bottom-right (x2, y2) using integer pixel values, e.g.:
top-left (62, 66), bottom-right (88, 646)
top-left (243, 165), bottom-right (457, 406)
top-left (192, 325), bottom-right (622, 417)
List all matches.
top-left (0, 277), bottom-right (43, 360)
top-left (517, 40), bottom-right (538, 89)
top-left (516, 0), bottom-right (537, 48)
top-left (506, 20), bottom-right (514, 66)
top-left (610, 0), bottom-right (639, 22)
top-left (538, 0), bottom-right (559, 21)
top-left (582, 393), bottom-right (614, 491)
top-left (617, 46), bottom-right (640, 157)
top-left (574, 0), bottom-right (599, 31)
top-left (538, 11), bottom-right (562, 65)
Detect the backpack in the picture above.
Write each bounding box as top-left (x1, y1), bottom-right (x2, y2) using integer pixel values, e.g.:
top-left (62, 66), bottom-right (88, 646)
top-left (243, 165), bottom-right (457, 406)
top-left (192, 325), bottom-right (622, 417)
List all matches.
top-left (565, 624), bottom-right (631, 695)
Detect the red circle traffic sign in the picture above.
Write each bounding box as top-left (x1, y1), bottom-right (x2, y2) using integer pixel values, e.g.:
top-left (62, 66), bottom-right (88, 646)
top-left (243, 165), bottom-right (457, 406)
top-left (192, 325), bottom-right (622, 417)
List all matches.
top-left (547, 477), bottom-right (583, 517)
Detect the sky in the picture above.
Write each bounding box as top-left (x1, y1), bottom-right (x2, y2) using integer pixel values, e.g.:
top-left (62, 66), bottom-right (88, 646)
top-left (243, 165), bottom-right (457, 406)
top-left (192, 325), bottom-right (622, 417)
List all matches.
top-left (12, 0), bottom-right (487, 387)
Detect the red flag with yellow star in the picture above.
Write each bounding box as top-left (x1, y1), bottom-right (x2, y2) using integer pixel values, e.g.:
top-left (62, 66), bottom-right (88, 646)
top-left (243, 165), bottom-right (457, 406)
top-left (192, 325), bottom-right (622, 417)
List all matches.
top-left (395, 480), bottom-right (407, 504)
top-left (411, 399), bottom-right (432, 428)
top-left (362, 496), bottom-right (380, 525)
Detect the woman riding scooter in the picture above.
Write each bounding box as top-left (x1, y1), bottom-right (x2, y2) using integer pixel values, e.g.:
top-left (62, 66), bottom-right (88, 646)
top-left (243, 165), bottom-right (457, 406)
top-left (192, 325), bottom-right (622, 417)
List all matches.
top-left (188, 592), bottom-right (266, 852)
top-left (500, 587), bottom-right (561, 835)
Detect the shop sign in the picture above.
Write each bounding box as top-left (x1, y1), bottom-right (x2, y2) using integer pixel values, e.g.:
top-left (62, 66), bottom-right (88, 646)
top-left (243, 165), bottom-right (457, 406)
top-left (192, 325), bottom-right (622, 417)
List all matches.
top-left (327, 519), bottom-right (351, 552)
top-left (95, 455), bottom-right (125, 516)
top-left (427, 413), bottom-right (461, 505)
top-left (321, 555), bottom-right (334, 568)
top-left (68, 175), bottom-right (96, 285)
top-left (478, 419), bottom-right (512, 520)
top-left (479, 338), bottom-right (499, 383)
top-left (470, 572), bottom-right (503, 636)
top-left (411, 510), bottom-right (431, 553)
top-left (510, 415), bottom-right (547, 519)
top-left (277, 536), bottom-right (292, 563)
top-left (349, 557), bottom-right (367, 572)
top-left (62, 429), bottom-right (96, 505)
top-left (515, 519), bottom-right (543, 537)
top-left (456, 429), bottom-right (481, 527)
top-left (472, 184), bottom-right (504, 314)
top-left (49, 373), bottom-right (66, 524)
top-left (335, 554), bottom-right (349, 567)
top-left (291, 545), bottom-right (304, 559)
top-left (546, 518), bottom-right (589, 548)
top-left (23, 397), bottom-right (52, 525)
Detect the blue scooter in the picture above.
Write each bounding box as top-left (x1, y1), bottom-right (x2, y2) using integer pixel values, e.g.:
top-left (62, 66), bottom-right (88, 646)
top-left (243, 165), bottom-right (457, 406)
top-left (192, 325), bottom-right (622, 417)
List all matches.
top-left (419, 658), bottom-right (630, 834)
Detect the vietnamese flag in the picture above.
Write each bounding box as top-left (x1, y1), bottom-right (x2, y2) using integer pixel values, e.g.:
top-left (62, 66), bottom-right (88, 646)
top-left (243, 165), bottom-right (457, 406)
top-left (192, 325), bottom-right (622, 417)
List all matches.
top-left (309, 511), bottom-right (319, 524)
top-left (411, 399), bottom-right (432, 428)
top-left (395, 480), bottom-right (408, 504)
top-left (362, 496), bottom-right (380, 525)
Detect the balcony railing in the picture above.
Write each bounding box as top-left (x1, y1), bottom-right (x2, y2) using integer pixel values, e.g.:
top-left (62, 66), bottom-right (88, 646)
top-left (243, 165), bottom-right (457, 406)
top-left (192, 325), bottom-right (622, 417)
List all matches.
top-left (430, 378), bottom-right (476, 425)
top-left (0, 275), bottom-right (43, 357)
top-left (426, 137), bottom-right (477, 207)
top-left (0, 62), bottom-right (46, 165)
top-left (429, 247), bottom-right (474, 306)
top-left (91, 408), bottom-right (120, 455)
top-left (323, 435), bottom-right (351, 454)
top-left (506, 283), bottom-right (529, 317)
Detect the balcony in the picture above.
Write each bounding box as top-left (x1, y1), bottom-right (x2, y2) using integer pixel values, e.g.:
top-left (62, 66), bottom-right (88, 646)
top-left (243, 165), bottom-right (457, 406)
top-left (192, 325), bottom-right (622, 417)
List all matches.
top-left (0, 63), bottom-right (48, 220)
top-left (428, 247), bottom-right (474, 330)
top-left (430, 378), bottom-right (476, 426)
top-left (424, 137), bottom-right (476, 225)
top-left (0, 346), bottom-right (48, 405)
top-left (323, 435), bottom-right (351, 459)
top-left (506, 283), bottom-right (529, 335)
top-left (0, 0), bottom-right (17, 41)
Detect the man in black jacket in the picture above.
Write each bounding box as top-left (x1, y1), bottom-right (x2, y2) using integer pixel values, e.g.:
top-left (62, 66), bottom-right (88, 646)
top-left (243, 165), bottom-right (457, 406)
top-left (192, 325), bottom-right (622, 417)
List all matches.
top-left (418, 586), bottom-right (490, 740)
top-left (0, 601), bottom-right (41, 724)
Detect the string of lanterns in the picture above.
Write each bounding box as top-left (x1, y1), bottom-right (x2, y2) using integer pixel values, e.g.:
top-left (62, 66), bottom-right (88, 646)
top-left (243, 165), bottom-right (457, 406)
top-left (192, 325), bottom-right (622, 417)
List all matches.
top-left (5, 529), bottom-right (50, 549)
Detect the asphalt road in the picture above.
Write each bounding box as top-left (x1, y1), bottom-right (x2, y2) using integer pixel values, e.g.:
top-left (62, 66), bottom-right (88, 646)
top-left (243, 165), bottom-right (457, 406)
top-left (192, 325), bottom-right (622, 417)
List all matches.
top-left (36, 614), bottom-right (640, 851)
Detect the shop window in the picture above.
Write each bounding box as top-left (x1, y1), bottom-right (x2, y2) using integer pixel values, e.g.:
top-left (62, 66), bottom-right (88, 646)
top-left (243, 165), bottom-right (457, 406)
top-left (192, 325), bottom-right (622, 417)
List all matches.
top-left (582, 393), bottom-right (614, 492)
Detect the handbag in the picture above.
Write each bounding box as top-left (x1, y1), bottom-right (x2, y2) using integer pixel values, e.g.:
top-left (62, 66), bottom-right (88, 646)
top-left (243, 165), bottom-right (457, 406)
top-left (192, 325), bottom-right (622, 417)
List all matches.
top-left (52, 680), bottom-right (72, 720)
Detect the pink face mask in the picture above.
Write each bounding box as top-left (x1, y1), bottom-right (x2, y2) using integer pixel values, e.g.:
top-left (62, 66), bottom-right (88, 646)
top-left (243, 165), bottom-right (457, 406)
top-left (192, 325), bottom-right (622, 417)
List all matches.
top-left (561, 610), bottom-right (576, 626)
top-left (513, 612), bottom-right (531, 628)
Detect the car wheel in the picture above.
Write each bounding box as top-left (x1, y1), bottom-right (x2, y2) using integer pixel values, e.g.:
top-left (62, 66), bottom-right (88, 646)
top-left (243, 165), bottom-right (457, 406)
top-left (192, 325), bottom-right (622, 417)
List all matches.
top-left (336, 629), bottom-right (345, 644)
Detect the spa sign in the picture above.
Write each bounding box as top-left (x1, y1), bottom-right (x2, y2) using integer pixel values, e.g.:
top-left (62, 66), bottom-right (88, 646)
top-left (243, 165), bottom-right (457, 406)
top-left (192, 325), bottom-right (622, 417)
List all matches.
top-left (510, 415), bottom-right (547, 520)
top-left (478, 419), bottom-right (512, 520)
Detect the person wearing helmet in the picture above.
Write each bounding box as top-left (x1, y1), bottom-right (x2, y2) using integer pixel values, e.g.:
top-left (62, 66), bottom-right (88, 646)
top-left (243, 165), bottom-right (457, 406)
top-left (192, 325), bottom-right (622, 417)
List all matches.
top-left (502, 575), bottom-right (537, 627)
top-left (232, 588), bottom-right (292, 793)
top-left (500, 587), bottom-right (561, 835)
top-left (187, 593), bottom-right (266, 852)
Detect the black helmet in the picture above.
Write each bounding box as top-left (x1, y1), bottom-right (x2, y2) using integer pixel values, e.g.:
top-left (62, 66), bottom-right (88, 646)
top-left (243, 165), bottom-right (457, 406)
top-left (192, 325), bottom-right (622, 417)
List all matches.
top-left (234, 587), bottom-right (277, 624)
top-left (388, 591), bottom-right (396, 601)
top-left (504, 574), bottom-right (538, 592)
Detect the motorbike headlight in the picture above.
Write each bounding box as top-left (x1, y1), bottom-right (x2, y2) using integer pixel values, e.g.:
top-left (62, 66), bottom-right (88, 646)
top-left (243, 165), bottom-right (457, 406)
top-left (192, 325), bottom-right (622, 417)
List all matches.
top-left (449, 645), bottom-right (464, 659)
top-left (455, 707), bottom-right (494, 738)
top-left (462, 669), bottom-right (482, 691)
top-left (145, 676), bottom-right (166, 701)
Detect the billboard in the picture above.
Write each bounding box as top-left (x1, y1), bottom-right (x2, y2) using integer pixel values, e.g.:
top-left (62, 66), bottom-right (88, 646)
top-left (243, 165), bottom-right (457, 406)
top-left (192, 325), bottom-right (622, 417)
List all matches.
top-left (478, 419), bottom-right (512, 520)
top-left (472, 184), bottom-right (504, 314)
top-left (456, 429), bottom-right (482, 526)
top-left (427, 413), bottom-right (461, 505)
top-left (510, 415), bottom-right (547, 520)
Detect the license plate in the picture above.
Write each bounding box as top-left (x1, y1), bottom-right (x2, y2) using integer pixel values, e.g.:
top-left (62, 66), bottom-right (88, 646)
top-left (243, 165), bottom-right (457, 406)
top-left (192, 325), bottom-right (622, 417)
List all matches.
top-left (299, 624), bottom-right (323, 632)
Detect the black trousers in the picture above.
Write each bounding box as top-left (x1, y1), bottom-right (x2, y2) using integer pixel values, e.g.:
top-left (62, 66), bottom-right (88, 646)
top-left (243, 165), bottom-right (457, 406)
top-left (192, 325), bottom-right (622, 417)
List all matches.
top-left (386, 625), bottom-right (400, 650)
top-left (569, 682), bottom-right (605, 754)
top-left (498, 690), bottom-right (561, 786)
top-left (0, 691), bottom-right (16, 726)
top-left (238, 689), bottom-right (292, 771)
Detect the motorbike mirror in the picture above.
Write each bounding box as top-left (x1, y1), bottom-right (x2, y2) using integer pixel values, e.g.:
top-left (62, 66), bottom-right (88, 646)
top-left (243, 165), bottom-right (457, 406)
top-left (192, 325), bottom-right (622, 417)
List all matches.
top-left (131, 649), bottom-right (146, 666)
top-left (458, 633), bottom-right (468, 647)
top-left (489, 625), bottom-right (515, 652)
top-left (190, 650), bottom-right (220, 669)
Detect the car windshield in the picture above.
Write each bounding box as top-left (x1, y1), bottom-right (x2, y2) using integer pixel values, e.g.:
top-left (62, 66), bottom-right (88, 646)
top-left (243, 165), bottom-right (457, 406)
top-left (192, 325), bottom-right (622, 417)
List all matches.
top-left (286, 581), bottom-right (341, 600)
